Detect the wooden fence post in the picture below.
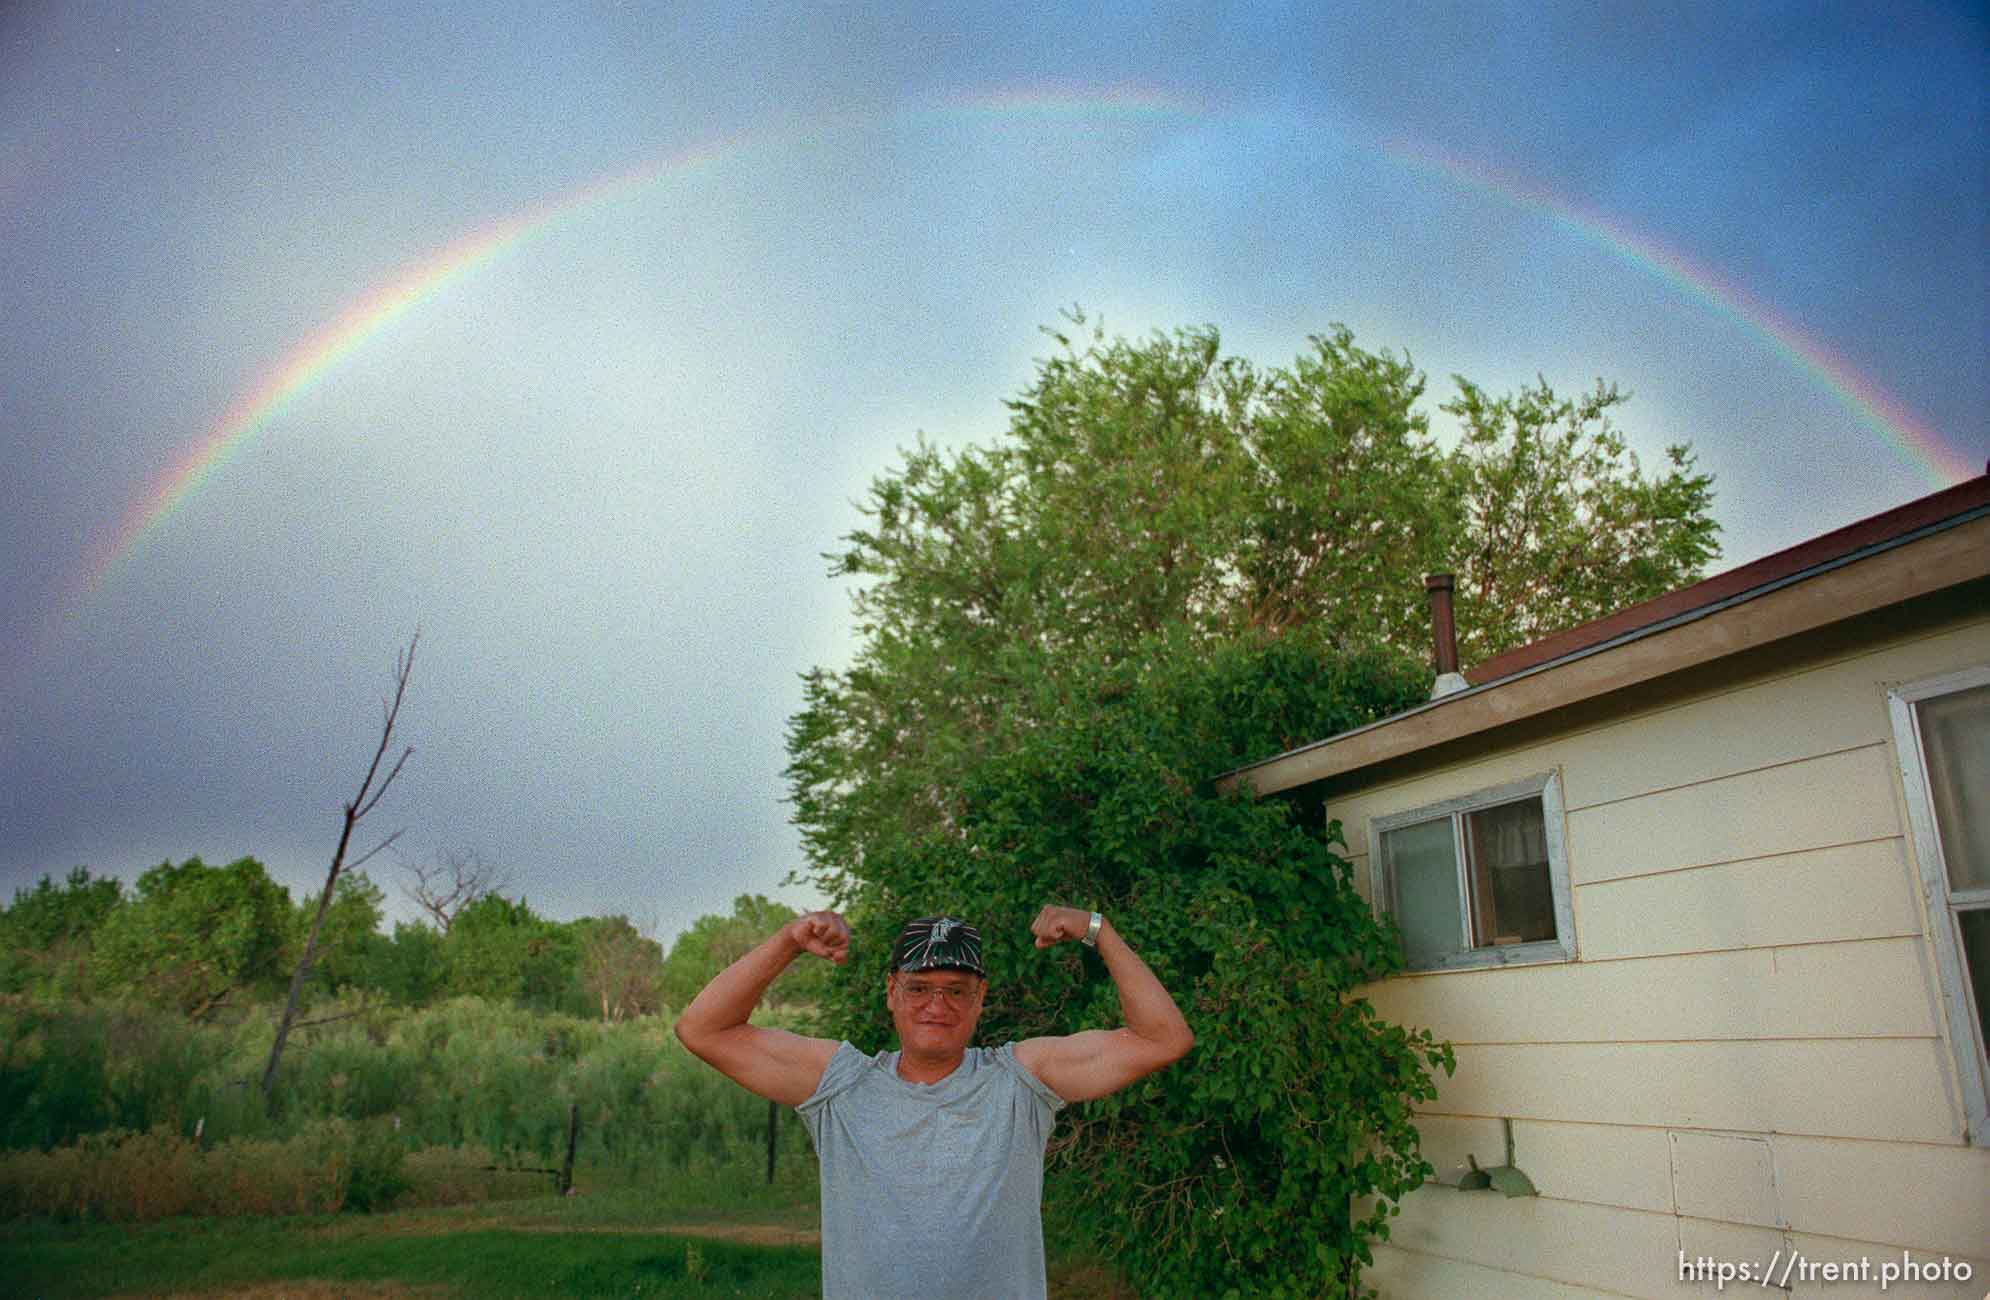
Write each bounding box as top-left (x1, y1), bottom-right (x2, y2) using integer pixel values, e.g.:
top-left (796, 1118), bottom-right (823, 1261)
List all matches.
top-left (559, 1103), bottom-right (581, 1194)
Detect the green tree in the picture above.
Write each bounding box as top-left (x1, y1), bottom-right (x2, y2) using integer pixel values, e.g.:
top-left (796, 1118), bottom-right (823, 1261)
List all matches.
top-left (786, 316), bottom-right (1720, 1295)
top-left (660, 895), bottom-right (828, 1012)
top-left (819, 629), bottom-right (1449, 1297)
top-left (290, 871), bottom-right (387, 997)
top-left (790, 316), bottom-right (1718, 904)
top-left (1445, 375), bottom-right (1719, 664)
top-left (94, 857), bottom-right (293, 1018)
top-left (1239, 325), bottom-right (1461, 641)
top-left (575, 915), bottom-right (664, 1022)
top-left (443, 894), bottom-right (580, 1012)
top-left (373, 919), bottom-right (446, 1006)
top-left (0, 867), bottom-right (124, 999)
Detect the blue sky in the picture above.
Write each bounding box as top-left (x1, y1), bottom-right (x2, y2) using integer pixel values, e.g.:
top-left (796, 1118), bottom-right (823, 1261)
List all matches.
top-left (2, 1), bottom-right (1984, 946)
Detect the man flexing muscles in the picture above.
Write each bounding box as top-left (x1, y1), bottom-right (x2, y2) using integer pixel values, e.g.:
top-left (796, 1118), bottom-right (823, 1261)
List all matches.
top-left (674, 906), bottom-right (1194, 1299)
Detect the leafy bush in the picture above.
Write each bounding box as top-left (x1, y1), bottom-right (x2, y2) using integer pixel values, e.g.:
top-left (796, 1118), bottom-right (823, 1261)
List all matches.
top-left (0, 869), bottom-right (123, 1000)
top-left (0, 1121), bottom-right (374, 1221)
top-left (94, 857), bottom-right (293, 1017)
top-left (102, 1005), bottom-right (208, 1133)
top-left (0, 993), bottom-right (814, 1221)
top-left (1, 1001), bottom-right (287, 1152)
top-left (0, 1128), bottom-right (196, 1221)
top-left (819, 629), bottom-right (1453, 1298)
top-left (203, 1124), bottom-right (350, 1217)
top-left (400, 1142), bottom-right (550, 1206)
top-left (0, 1004), bottom-right (113, 1150)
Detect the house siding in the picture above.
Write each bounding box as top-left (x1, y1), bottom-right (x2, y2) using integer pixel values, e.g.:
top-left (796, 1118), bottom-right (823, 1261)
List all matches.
top-left (1329, 613), bottom-right (1990, 1297)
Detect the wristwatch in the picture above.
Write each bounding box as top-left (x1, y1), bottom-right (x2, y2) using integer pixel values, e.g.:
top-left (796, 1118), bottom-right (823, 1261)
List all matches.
top-left (1081, 911), bottom-right (1103, 947)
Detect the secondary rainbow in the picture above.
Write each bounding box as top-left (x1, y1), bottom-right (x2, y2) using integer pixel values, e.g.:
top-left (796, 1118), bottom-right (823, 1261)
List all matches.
top-left (81, 90), bottom-right (1975, 601)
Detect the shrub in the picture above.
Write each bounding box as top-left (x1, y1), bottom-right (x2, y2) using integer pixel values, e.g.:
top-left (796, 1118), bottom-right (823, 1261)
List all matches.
top-left (203, 1130), bottom-right (341, 1217)
top-left (0, 1119), bottom-right (418, 1222)
top-left (399, 1143), bottom-right (545, 1207)
top-left (819, 630), bottom-right (1454, 1298)
top-left (331, 1118), bottom-right (411, 1212)
top-left (0, 994), bottom-right (813, 1219)
top-left (0, 1004), bottom-right (113, 1150)
top-left (0, 1127), bottom-right (208, 1221)
top-left (102, 1005), bottom-right (206, 1133)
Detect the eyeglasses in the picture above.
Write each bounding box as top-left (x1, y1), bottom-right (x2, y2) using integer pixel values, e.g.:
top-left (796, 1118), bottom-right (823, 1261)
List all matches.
top-left (897, 979), bottom-right (980, 1009)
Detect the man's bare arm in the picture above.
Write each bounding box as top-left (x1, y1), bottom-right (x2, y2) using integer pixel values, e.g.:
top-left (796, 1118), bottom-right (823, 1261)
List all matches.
top-left (673, 911), bottom-right (847, 1107)
top-left (1013, 906), bottom-right (1194, 1103)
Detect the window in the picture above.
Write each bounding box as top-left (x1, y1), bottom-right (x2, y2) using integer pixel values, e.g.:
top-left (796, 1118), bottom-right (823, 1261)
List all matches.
top-left (1889, 666), bottom-right (1990, 1143)
top-left (1369, 772), bottom-right (1574, 971)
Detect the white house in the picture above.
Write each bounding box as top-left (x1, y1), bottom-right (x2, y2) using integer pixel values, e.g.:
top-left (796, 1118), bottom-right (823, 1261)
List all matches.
top-left (1226, 473), bottom-right (1990, 1297)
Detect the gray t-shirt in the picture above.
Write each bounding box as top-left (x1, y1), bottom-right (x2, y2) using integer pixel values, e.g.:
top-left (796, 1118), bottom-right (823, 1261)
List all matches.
top-left (797, 1041), bottom-right (1065, 1299)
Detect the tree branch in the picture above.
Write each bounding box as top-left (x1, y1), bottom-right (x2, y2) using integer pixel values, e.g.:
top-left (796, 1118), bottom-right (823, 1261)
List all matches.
top-left (261, 631), bottom-right (420, 1109)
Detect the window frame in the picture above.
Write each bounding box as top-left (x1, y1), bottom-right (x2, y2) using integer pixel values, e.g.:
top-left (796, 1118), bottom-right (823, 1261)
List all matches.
top-left (1368, 771), bottom-right (1575, 972)
top-left (1887, 664), bottom-right (1990, 1144)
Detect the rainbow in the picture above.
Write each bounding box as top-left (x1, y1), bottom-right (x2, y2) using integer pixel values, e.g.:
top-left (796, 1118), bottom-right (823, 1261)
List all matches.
top-left (79, 90), bottom-right (1977, 601)
top-left (1385, 143), bottom-right (1978, 485)
top-left (76, 130), bottom-right (771, 598)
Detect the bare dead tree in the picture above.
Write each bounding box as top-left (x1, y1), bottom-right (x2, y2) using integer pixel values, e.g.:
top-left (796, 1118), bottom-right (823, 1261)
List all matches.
top-left (399, 845), bottom-right (511, 933)
top-left (261, 633), bottom-right (419, 1109)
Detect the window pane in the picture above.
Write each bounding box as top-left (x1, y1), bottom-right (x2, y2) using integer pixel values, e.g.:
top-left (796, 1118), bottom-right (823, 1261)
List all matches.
top-left (1959, 909), bottom-right (1990, 1071)
top-left (1465, 798), bottom-right (1556, 946)
top-left (1385, 818), bottom-right (1464, 967)
top-left (1920, 684), bottom-right (1990, 892)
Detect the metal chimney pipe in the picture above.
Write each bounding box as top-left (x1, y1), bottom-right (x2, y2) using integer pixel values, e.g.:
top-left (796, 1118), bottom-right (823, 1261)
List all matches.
top-left (1425, 573), bottom-right (1469, 699)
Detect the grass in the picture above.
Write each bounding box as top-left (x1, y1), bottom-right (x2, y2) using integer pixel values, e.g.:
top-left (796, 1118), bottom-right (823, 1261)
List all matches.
top-left (2, 1186), bottom-right (1134, 1299)
top-left (5, 1224), bottom-right (821, 1298)
top-left (1, 1191), bottom-right (823, 1299)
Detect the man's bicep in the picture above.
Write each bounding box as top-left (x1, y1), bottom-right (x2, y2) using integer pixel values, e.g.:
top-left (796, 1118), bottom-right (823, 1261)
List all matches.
top-left (1015, 1028), bottom-right (1177, 1104)
top-left (687, 1025), bottom-right (839, 1108)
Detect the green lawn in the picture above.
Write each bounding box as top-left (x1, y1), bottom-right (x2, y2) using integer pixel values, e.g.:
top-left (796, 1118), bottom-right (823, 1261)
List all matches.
top-left (1, 1185), bottom-right (1132, 1299)
top-left (1, 1192), bottom-right (823, 1300)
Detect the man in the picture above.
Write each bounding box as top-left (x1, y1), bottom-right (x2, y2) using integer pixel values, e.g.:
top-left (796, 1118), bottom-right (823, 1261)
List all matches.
top-left (674, 905), bottom-right (1194, 1299)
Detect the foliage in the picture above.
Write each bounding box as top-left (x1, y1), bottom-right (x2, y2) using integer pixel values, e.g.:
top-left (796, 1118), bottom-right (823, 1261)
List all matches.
top-left (442, 895), bottom-right (585, 1014)
top-left (93, 858), bottom-right (294, 1018)
top-left (293, 871), bottom-right (388, 997)
top-left (0, 869), bottom-right (124, 1000)
top-left (0, 1118), bottom-right (416, 1222)
top-left (658, 895), bottom-right (827, 1013)
top-left (783, 317), bottom-right (1715, 1294)
top-left (371, 920), bottom-right (448, 1006)
top-left (1445, 375), bottom-right (1720, 664)
top-left (0, 862), bottom-right (816, 1023)
top-left (2, 996), bottom-right (816, 1225)
top-left (573, 915), bottom-right (664, 1023)
top-left (1236, 325), bottom-right (1461, 640)
top-left (0, 1000), bottom-right (274, 1152)
top-left (812, 629), bottom-right (1449, 1296)
top-left (788, 314), bottom-right (1719, 904)
top-left (0, 1003), bottom-right (114, 1150)
top-left (1, 869), bottom-right (125, 948)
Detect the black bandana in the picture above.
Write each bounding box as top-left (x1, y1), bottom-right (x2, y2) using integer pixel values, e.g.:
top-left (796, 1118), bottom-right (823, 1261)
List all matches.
top-left (891, 915), bottom-right (985, 977)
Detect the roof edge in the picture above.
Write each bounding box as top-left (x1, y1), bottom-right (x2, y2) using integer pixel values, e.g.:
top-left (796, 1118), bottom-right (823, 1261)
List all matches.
top-left (1219, 473), bottom-right (1990, 796)
top-left (1465, 473), bottom-right (1990, 684)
